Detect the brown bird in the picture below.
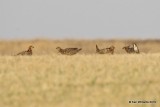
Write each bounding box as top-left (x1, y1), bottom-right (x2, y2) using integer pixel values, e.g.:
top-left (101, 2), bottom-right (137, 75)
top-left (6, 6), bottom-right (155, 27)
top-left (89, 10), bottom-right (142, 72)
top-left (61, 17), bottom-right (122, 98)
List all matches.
top-left (122, 43), bottom-right (140, 54)
top-left (15, 45), bottom-right (34, 56)
top-left (56, 47), bottom-right (82, 55)
top-left (96, 44), bottom-right (115, 54)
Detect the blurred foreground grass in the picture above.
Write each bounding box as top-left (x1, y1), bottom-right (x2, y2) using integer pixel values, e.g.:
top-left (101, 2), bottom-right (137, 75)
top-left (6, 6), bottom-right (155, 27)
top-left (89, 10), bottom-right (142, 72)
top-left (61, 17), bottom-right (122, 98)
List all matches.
top-left (0, 54), bottom-right (160, 107)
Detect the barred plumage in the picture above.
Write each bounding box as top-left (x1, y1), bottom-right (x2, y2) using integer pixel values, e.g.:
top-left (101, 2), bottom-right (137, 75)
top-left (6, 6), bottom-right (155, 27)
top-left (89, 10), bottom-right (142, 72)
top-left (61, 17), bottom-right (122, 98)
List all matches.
top-left (16, 45), bottom-right (34, 56)
top-left (96, 45), bottom-right (115, 54)
top-left (56, 47), bottom-right (82, 55)
top-left (122, 43), bottom-right (140, 54)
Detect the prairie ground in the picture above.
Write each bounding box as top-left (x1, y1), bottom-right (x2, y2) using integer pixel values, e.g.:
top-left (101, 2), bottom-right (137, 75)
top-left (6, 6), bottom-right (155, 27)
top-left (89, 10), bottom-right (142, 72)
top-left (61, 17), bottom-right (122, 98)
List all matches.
top-left (0, 39), bottom-right (160, 55)
top-left (0, 40), bottom-right (160, 107)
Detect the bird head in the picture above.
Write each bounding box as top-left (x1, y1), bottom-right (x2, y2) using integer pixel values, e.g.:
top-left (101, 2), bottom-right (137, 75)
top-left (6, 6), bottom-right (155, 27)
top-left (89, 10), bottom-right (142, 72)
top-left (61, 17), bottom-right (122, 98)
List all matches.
top-left (29, 45), bottom-right (34, 49)
top-left (56, 47), bottom-right (61, 51)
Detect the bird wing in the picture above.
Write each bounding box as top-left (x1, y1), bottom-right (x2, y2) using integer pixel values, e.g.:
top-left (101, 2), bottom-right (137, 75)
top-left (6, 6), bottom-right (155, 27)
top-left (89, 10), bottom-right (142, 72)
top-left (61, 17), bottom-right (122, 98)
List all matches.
top-left (69, 48), bottom-right (78, 50)
top-left (65, 48), bottom-right (79, 51)
top-left (128, 45), bottom-right (133, 48)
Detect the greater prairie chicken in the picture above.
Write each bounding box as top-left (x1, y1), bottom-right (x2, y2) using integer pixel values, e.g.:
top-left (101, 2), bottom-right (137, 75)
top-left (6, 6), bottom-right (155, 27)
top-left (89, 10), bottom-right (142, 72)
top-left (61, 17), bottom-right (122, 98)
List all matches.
top-left (15, 45), bottom-right (34, 56)
top-left (56, 47), bottom-right (82, 55)
top-left (122, 43), bottom-right (140, 54)
top-left (96, 44), bottom-right (115, 54)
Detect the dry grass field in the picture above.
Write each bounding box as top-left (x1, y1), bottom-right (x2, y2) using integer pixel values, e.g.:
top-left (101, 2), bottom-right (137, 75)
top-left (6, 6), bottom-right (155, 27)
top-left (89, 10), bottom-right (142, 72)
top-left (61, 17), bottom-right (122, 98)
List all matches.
top-left (0, 40), bottom-right (160, 107)
top-left (0, 39), bottom-right (160, 55)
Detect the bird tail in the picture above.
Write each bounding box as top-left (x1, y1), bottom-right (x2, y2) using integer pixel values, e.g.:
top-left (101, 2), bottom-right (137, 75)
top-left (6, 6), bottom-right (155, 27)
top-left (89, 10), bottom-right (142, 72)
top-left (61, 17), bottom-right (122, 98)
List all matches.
top-left (78, 48), bottom-right (82, 51)
top-left (96, 44), bottom-right (99, 52)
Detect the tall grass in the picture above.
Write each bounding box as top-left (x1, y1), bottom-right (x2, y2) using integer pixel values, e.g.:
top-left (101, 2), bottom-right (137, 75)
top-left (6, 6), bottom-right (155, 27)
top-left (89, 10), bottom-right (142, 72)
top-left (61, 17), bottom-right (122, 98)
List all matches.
top-left (0, 53), bottom-right (160, 107)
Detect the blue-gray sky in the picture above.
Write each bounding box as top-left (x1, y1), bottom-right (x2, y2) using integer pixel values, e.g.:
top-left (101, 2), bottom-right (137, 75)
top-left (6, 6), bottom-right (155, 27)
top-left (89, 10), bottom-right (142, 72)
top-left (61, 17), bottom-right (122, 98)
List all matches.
top-left (0, 0), bottom-right (160, 39)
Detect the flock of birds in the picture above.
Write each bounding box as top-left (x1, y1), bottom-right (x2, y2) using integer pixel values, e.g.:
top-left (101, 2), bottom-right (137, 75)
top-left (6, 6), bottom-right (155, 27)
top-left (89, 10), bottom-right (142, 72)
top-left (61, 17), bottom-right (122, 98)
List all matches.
top-left (14, 43), bottom-right (140, 56)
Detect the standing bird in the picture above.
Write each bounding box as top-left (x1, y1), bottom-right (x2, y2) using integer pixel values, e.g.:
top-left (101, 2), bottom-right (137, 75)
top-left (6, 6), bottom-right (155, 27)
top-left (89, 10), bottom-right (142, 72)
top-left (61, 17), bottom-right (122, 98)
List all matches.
top-left (56, 47), bottom-right (82, 55)
top-left (122, 43), bottom-right (140, 54)
top-left (15, 45), bottom-right (34, 56)
top-left (96, 44), bottom-right (115, 54)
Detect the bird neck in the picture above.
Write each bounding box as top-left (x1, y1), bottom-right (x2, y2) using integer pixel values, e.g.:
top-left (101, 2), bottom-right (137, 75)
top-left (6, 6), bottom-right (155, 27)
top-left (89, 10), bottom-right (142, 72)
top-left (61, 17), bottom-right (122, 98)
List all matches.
top-left (27, 48), bottom-right (32, 52)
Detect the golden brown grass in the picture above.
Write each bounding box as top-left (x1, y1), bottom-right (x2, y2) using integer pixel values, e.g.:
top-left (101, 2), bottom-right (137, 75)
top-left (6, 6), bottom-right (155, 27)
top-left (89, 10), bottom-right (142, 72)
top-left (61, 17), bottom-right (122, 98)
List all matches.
top-left (0, 40), bottom-right (160, 107)
top-left (0, 39), bottom-right (160, 55)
